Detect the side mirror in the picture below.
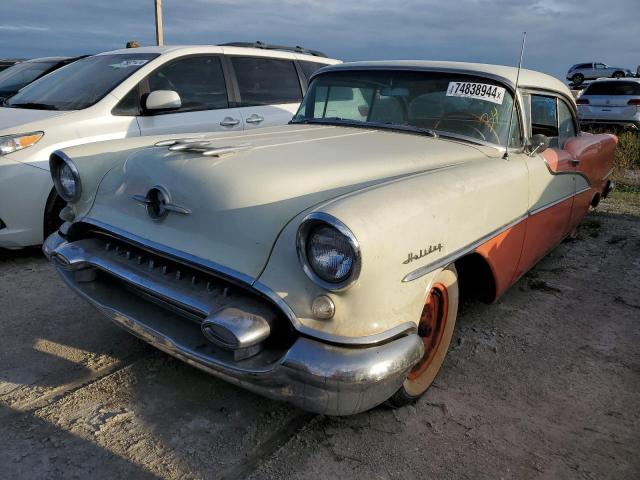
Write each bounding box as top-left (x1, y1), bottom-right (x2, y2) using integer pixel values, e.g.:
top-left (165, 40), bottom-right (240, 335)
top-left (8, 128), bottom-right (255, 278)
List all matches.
top-left (527, 134), bottom-right (550, 156)
top-left (145, 90), bottom-right (181, 111)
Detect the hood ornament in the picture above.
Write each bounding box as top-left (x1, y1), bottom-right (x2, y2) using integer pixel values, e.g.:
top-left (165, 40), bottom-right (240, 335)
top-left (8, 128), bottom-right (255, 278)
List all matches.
top-left (132, 185), bottom-right (191, 221)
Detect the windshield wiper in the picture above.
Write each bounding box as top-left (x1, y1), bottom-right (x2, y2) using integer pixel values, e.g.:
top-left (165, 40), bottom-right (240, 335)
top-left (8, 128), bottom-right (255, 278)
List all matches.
top-left (6, 102), bottom-right (59, 111)
top-left (292, 117), bottom-right (437, 138)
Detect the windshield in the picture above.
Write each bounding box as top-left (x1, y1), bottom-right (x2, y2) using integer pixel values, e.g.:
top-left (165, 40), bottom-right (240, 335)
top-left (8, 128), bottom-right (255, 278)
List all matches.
top-left (5, 53), bottom-right (159, 111)
top-left (0, 61), bottom-right (57, 95)
top-left (293, 70), bottom-right (519, 146)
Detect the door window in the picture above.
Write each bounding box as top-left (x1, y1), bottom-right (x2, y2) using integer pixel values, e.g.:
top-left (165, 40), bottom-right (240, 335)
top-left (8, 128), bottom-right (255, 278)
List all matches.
top-left (557, 100), bottom-right (577, 148)
top-left (530, 94), bottom-right (558, 141)
top-left (300, 61), bottom-right (328, 80)
top-left (145, 56), bottom-right (228, 113)
top-left (231, 57), bottom-right (302, 106)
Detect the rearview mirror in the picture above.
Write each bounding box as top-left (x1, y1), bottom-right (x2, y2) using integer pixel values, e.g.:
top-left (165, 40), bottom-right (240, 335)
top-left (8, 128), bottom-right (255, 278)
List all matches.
top-left (145, 90), bottom-right (181, 111)
top-left (527, 134), bottom-right (550, 156)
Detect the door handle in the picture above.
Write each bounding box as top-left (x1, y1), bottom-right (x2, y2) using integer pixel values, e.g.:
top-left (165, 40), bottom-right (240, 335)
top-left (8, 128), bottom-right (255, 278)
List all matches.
top-left (245, 114), bottom-right (264, 124)
top-left (220, 117), bottom-right (240, 127)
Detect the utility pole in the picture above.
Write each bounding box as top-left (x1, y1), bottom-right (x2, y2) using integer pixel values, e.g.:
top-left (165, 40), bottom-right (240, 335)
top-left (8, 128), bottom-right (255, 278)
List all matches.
top-left (154, 0), bottom-right (164, 46)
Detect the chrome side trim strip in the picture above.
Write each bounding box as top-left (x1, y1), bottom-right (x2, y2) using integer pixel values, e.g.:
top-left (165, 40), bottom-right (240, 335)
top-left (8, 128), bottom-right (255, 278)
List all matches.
top-left (529, 191), bottom-right (575, 216)
top-left (403, 184), bottom-right (595, 283)
top-left (77, 218), bottom-right (412, 347)
top-left (602, 168), bottom-right (614, 181)
top-left (402, 214), bottom-right (528, 283)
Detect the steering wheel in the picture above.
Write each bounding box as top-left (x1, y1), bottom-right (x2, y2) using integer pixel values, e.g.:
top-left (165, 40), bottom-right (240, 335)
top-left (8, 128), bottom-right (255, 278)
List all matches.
top-left (435, 112), bottom-right (501, 144)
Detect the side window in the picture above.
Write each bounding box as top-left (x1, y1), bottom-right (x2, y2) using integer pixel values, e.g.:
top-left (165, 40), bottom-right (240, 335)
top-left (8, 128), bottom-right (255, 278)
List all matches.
top-left (145, 56), bottom-right (228, 113)
top-left (231, 57), bottom-right (302, 106)
top-left (595, 63), bottom-right (606, 69)
top-left (112, 87), bottom-right (140, 116)
top-left (300, 61), bottom-right (327, 80)
top-left (530, 94), bottom-right (558, 144)
top-left (557, 100), bottom-right (577, 148)
top-left (577, 63), bottom-right (592, 69)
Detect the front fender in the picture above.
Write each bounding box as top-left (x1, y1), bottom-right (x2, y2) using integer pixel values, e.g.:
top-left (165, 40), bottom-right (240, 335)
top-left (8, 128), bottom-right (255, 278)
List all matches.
top-left (258, 155), bottom-right (529, 341)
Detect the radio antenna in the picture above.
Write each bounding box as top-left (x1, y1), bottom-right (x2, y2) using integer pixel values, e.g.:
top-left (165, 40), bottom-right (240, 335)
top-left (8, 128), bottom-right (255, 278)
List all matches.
top-left (503, 31), bottom-right (526, 160)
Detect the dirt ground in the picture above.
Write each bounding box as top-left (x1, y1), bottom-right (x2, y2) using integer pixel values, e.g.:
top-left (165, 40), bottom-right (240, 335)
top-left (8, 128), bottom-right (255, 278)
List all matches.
top-left (1, 191), bottom-right (638, 480)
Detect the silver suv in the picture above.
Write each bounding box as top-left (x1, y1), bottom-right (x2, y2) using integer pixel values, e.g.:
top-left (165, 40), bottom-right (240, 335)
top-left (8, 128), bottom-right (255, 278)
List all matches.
top-left (567, 62), bottom-right (632, 85)
top-left (577, 78), bottom-right (640, 131)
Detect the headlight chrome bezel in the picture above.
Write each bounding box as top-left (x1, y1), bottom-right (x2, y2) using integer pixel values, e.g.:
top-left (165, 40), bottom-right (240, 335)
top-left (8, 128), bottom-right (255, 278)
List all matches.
top-left (50, 150), bottom-right (82, 203)
top-left (296, 212), bottom-right (361, 291)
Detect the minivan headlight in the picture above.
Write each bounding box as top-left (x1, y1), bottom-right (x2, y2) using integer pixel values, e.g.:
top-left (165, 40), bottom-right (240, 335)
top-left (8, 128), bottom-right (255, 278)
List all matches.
top-left (0, 131), bottom-right (43, 155)
top-left (297, 213), bottom-right (361, 291)
top-left (50, 151), bottom-right (81, 202)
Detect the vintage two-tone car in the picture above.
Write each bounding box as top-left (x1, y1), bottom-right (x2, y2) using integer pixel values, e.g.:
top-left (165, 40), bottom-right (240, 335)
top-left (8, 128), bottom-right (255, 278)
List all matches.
top-left (43, 61), bottom-right (616, 415)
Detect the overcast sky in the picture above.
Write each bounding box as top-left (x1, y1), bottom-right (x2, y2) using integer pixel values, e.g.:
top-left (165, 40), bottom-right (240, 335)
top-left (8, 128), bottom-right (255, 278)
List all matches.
top-left (1, 0), bottom-right (637, 80)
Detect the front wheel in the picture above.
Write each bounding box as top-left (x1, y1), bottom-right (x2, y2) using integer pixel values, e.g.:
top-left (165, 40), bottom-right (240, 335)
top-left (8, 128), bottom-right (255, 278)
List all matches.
top-left (612, 71), bottom-right (624, 79)
top-left (388, 264), bottom-right (459, 407)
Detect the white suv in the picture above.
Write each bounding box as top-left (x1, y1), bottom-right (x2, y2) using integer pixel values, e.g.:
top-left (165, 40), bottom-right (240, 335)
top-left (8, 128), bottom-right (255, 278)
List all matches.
top-left (577, 78), bottom-right (640, 131)
top-left (0, 44), bottom-right (339, 248)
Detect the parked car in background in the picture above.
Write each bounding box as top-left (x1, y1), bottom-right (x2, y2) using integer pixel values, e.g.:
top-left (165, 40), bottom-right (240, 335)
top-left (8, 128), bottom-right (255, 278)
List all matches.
top-left (577, 78), bottom-right (640, 131)
top-left (0, 43), bottom-right (339, 249)
top-left (567, 62), bottom-right (632, 85)
top-left (43, 61), bottom-right (616, 415)
top-left (0, 59), bottom-right (23, 72)
top-left (0, 56), bottom-right (87, 102)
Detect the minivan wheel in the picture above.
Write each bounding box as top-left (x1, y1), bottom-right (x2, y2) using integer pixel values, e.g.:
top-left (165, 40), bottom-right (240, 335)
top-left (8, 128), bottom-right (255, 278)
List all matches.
top-left (571, 73), bottom-right (584, 85)
top-left (612, 71), bottom-right (624, 79)
top-left (387, 264), bottom-right (459, 408)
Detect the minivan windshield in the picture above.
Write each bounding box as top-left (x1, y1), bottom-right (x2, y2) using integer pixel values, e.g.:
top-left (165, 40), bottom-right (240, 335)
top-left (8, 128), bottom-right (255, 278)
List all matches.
top-left (0, 61), bottom-right (58, 97)
top-left (4, 53), bottom-right (159, 111)
top-left (292, 70), bottom-right (518, 146)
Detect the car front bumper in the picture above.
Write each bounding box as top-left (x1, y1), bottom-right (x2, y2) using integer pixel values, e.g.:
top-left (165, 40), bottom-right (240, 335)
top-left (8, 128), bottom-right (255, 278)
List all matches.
top-left (44, 231), bottom-right (424, 415)
top-left (0, 154), bottom-right (52, 248)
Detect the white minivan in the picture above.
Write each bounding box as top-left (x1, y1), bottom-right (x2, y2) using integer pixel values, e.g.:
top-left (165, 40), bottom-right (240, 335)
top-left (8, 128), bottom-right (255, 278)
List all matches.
top-left (0, 43), bottom-right (339, 248)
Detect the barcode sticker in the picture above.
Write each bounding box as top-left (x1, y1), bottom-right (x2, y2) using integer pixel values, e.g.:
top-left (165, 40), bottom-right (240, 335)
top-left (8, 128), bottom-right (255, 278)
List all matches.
top-left (446, 82), bottom-right (506, 104)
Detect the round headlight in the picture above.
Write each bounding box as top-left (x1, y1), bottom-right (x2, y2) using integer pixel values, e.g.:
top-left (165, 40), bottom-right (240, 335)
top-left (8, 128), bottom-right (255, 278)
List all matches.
top-left (50, 152), bottom-right (81, 202)
top-left (307, 225), bottom-right (354, 283)
top-left (297, 213), bottom-right (361, 291)
top-left (59, 163), bottom-right (77, 199)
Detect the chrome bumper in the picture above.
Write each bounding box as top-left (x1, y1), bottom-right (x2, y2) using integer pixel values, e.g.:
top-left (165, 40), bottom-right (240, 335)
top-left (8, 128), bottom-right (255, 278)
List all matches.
top-left (44, 232), bottom-right (423, 416)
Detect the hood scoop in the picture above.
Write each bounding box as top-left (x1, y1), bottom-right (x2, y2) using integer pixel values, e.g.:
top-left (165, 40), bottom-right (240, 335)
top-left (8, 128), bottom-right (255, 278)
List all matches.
top-left (155, 138), bottom-right (251, 157)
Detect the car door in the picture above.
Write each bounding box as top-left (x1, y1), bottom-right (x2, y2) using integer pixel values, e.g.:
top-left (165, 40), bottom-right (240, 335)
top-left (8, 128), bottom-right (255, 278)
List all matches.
top-left (228, 56), bottom-right (304, 130)
top-left (594, 63), bottom-right (607, 78)
top-left (515, 93), bottom-right (577, 277)
top-left (135, 55), bottom-right (243, 135)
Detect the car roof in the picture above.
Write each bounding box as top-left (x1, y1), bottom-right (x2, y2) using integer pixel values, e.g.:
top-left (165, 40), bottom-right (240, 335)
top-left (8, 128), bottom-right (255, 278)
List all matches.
top-left (589, 77), bottom-right (640, 84)
top-left (316, 60), bottom-right (573, 98)
top-left (24, 56), bottom-right (77, 63)
top-left (96, 45), bottom-right (340, 64)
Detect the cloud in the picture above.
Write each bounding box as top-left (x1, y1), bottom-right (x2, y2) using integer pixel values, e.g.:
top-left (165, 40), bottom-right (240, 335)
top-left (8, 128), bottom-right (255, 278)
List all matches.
top-left (0, 0), bottom-right (637, 79)
top-left (0, 25), bottom-right (49, 32)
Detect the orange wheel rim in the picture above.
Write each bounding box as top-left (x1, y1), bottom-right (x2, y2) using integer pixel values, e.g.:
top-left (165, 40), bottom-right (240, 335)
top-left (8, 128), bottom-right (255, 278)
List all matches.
top-left (407, 283), bottom-right (449, 381)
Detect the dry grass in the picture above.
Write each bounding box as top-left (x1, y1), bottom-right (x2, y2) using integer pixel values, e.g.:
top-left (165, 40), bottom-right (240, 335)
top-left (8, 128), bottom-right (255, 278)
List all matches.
top-left (613, 131), bottom-right (640, 182)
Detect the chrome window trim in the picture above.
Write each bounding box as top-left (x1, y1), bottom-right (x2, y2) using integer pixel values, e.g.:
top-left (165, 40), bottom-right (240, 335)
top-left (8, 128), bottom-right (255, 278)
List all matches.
top-left (296, 212), bottom-right (362, 292)
top-left (77, 218), bottom-right (409, 347)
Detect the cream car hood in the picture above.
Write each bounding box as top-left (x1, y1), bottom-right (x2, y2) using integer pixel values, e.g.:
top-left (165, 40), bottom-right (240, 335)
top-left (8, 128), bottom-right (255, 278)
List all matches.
top-left (0, 106), bottom-right (68, 134)
top-left (88, 125), bottom-right (491, 280)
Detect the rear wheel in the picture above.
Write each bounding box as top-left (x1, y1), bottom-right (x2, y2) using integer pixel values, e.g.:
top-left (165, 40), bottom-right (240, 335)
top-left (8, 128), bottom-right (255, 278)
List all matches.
top-left (571, 73), bottom-right (584, 85)
top-left (388, 264), bottom-right (459, 407)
